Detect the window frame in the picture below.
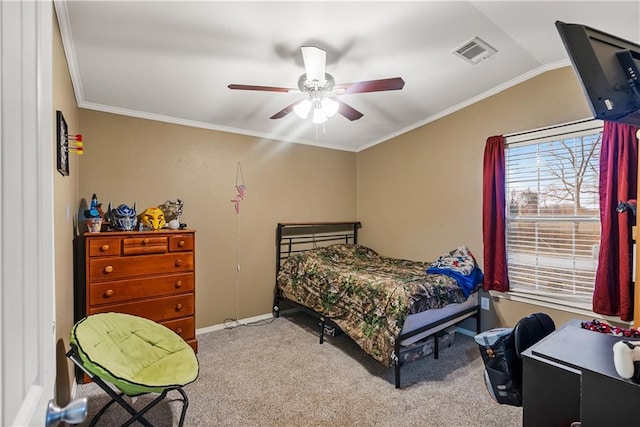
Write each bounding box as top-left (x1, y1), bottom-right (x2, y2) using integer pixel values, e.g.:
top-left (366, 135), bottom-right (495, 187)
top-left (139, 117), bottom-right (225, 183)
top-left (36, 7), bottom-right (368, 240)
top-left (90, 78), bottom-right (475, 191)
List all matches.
top-left (503, 118), bottom-right (604, 310)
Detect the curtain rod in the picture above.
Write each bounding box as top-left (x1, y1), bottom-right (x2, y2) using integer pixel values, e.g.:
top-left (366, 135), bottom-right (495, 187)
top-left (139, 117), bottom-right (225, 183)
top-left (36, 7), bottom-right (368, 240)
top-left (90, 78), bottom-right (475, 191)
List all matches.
top-left (503, 118), bottom-right (599, 139)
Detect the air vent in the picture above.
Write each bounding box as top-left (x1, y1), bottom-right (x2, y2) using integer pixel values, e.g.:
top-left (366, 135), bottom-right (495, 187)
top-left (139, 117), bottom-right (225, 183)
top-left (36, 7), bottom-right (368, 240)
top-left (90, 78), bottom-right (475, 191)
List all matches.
top-left (452, 37), bottom-right (497, 64)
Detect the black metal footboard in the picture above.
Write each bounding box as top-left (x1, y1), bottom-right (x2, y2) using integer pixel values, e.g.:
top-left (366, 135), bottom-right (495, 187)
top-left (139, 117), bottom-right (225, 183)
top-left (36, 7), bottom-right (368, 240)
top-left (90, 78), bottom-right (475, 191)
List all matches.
top-left (393, 303), bottom-right (481, 388)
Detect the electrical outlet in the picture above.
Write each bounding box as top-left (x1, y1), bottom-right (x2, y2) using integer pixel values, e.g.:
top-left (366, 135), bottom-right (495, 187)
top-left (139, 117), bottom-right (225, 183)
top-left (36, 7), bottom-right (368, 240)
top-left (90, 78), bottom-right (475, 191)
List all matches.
top-left (481, 297), bottom-right (490, 311)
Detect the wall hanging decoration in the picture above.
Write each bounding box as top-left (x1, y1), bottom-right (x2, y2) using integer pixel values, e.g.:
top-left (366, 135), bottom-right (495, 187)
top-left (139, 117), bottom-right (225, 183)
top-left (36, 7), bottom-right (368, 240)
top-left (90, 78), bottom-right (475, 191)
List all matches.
top-left (56, 111), bottom-right (69, 176)
top-left (230, 161), bottom-right (246, 214)
top-left (56, 110), bottom-right (84, 177)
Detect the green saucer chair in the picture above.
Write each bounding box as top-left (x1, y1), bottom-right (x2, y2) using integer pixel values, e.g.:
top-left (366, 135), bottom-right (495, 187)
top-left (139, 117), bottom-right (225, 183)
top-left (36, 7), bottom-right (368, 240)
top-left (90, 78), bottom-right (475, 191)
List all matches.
top-left (67, 312), bottom-right (199, 427)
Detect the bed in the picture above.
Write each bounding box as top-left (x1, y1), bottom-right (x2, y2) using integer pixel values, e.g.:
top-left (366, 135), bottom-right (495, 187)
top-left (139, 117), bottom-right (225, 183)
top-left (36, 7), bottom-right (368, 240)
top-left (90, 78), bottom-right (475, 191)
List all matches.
top-left (273, 222), bottom-right (482, 388)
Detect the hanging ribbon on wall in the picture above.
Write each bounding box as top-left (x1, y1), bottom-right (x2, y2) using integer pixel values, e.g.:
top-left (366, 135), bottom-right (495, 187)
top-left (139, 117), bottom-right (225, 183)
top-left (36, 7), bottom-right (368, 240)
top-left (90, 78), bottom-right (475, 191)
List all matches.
top-left (230, 161), bottom-right (246, 214)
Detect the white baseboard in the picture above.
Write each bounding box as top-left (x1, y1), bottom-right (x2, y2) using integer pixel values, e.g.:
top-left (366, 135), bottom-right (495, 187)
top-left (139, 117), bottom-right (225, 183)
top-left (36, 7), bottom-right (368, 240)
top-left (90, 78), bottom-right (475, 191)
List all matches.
top-left (196, 312), bottom-right (274, 335)
top-left (196, 311), bottom-right (479, 340)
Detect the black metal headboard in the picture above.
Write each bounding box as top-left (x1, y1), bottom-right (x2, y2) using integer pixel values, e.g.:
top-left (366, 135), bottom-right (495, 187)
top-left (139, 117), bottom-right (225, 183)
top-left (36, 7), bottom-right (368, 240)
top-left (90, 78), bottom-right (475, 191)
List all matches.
top-left (275, 222), bottom-right (362, 274)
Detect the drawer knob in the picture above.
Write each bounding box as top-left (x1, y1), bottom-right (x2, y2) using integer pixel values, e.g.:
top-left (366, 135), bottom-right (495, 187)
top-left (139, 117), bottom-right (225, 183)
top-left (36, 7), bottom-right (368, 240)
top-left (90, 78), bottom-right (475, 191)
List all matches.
top-left (104, 289), bottom-right (114, 298)
top-left (178, 240), bottom-right (185, 247)
top-left (100, 244), bottom-right (110, 252)
top-left (175, 303), bottom-right (183, 311)
top-left (175, 280), bottom-right (183, 288)
top-left (176, 327), bottom-right (183, 334)
top-left (175, 259), bottom-right (183, 267)
top-left (143, 238), bottom-right (149, 245)
top-left (104, 265), bottom-right (113, 274)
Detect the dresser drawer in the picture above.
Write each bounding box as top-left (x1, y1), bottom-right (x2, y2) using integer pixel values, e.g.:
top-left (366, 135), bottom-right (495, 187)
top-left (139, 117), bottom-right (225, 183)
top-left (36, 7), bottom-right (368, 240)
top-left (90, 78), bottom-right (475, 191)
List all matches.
top-left (89, 253), bottom-right (194, 282)
top-left (169, 234), bottom-right (194, 252)
top-left (161, 317), bottom-right (195, 340)
top-left (123, 236), bottom-right (168, 255)
top-left (88, 293), bottom-right (194, 321)
top-left (88, 238), bottom-right (121, 257)
top-left (89, 273), bottom-right (194, 306)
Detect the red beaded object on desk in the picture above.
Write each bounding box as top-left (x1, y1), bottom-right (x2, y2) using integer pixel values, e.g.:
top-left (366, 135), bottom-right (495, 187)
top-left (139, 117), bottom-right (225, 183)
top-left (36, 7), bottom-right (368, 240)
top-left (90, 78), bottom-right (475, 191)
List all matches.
top-left (581, 319), bottom-right (640, 338)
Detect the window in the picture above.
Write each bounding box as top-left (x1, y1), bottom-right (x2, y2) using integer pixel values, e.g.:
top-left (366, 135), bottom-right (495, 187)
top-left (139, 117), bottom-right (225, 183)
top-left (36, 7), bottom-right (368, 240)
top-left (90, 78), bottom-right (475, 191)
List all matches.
top-left (505, 120), bottom-right (603, 303)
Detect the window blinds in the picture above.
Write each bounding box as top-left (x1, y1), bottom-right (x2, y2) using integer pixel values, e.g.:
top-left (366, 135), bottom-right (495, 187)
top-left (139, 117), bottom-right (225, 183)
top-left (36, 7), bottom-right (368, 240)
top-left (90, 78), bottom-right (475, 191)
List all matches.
top-left (505, 121), bottom-right (603, 300)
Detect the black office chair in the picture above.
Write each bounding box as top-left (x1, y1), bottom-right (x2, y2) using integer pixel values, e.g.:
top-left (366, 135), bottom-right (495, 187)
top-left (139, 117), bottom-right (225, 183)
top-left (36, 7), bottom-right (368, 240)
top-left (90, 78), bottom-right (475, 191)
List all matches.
top-left (513, 313), bottom-right (556, 359)
top-left (475, 312), bottom-right (555, 406)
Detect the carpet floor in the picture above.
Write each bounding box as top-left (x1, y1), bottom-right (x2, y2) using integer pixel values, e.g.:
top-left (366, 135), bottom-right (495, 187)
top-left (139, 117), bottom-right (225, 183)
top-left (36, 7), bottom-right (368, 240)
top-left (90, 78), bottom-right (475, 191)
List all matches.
top-left (75, 312), bottom-right (522, 426)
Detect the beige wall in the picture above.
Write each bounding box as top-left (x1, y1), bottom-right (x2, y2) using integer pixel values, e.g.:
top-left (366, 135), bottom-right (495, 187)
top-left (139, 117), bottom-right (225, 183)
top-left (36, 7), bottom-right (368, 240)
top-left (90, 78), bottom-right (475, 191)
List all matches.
top-left (69, 67), bottom-right (602, 345)
top-left (357, 66), bottom-right (594, 330)
top-left (53, 11), bottom-right (80, 404)
top-left (482, 295), bottom-right (597, 331)
top-left (77, 111), bottom-right (357, 328)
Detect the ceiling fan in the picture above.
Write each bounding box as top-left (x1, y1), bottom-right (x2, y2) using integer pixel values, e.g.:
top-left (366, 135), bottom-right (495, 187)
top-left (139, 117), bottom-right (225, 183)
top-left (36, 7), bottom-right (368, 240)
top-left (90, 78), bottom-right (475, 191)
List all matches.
top-left (228, 46), bottom-right (405, 123)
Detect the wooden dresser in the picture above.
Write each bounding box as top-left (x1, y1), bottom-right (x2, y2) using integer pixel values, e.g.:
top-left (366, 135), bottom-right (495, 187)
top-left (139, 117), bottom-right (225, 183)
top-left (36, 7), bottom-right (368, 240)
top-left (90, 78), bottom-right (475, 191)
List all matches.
top-left (78, 229), bottom-right (197, 352)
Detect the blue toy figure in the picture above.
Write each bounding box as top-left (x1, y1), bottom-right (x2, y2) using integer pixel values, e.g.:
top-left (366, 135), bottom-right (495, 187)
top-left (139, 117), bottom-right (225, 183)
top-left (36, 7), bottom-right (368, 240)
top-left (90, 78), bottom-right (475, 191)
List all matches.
top-left (106, 202), bottom-right (137, 231)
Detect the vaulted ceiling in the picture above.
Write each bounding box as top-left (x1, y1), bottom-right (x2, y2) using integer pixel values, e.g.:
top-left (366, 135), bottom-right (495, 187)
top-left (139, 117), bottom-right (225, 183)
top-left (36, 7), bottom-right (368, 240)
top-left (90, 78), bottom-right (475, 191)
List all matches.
top-left (55, 1), bottom-right (640, 151)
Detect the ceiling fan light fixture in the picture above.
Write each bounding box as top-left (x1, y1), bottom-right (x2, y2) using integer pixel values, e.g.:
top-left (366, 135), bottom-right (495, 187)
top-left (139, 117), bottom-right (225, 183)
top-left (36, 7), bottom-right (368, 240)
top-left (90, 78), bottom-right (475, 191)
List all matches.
top-left (228, 46), bottom-right (404, 123)
top-left (312, 105), bottom-right (328, 124)
top-left (321, 97), bottom-right (339, 117)
top-left (293, 98), bottom-right (312, 119)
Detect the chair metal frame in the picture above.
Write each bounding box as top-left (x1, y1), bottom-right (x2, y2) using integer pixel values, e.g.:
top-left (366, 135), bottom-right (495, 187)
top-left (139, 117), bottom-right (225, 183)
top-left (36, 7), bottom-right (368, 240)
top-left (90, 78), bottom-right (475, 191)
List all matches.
top-left (67, 345), bottom-right (190, 426)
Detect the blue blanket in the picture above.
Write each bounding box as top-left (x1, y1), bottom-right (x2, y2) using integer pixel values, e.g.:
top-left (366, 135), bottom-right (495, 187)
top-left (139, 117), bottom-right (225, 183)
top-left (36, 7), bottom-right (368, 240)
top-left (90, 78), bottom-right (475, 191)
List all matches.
top-left (427, 246), bottom-right (484, 297)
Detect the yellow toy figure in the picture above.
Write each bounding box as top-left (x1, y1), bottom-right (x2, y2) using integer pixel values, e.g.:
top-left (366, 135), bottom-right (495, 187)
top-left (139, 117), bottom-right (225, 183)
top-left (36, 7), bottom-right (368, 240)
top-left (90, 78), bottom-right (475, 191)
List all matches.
top-left (140, 207), bottom-right (166, 230)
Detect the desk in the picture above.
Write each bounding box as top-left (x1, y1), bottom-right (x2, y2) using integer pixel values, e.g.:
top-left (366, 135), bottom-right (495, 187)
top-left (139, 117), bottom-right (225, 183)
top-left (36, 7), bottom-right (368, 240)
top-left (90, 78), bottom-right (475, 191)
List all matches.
top-left (521, 319), bottom-right (640, 427)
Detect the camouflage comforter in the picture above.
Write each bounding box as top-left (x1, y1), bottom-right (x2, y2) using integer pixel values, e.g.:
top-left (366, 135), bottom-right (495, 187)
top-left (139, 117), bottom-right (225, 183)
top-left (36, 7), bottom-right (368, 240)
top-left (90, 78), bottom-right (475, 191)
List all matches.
top-left (276, 244), bottom-right (472, 367)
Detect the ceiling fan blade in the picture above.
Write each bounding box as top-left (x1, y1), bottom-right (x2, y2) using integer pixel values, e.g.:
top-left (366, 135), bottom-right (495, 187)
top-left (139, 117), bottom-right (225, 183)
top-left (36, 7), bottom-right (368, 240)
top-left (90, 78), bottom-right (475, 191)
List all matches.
top-left (228, 84), bottom-right (296, 93)
top-left (333, 77), bottom-right (405, 94)
top-left (270, 101), bottom-right (300, 120)
top-left (338, 100), bottom-right (364, 121)
top-left (301, 46), bottom-right (326, 83)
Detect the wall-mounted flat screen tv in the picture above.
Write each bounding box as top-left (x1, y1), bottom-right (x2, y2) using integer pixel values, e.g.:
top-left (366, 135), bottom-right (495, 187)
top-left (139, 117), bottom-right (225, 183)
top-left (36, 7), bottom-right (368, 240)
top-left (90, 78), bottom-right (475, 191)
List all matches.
top-left (556, 21), bottom-right (640, 126)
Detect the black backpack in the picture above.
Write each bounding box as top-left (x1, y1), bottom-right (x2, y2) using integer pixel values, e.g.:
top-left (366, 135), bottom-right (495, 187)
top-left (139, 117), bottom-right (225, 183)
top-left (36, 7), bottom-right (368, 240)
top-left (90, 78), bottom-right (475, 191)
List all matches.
top-left (475, 313), bottom-right (555, 406)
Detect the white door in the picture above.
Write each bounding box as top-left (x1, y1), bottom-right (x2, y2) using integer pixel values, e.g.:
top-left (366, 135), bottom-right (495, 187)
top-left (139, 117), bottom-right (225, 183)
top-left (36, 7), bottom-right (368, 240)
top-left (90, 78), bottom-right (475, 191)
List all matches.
top-left (1, 1), bottom-right (56, 426)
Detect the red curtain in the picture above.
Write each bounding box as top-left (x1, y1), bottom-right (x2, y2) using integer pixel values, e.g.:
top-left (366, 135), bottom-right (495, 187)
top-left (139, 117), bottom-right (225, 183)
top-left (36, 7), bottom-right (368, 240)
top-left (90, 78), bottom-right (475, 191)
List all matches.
top-left (593, 121), bottom-right (638, 321)
top-left (482, 135), bottom-right (509, 292)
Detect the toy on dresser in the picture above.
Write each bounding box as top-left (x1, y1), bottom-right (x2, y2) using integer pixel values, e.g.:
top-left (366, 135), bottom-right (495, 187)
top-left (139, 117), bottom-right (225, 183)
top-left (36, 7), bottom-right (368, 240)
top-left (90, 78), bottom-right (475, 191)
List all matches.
top-left (613, 340), bottom-right (640, 382)
top-left (159, 199), bottom-right (184, 229)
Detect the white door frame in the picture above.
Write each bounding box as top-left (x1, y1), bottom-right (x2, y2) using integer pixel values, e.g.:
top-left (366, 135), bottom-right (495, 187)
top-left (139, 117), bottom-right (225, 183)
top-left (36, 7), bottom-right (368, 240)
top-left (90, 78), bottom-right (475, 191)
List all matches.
top-left (1, 1), bottom-right (56, 425)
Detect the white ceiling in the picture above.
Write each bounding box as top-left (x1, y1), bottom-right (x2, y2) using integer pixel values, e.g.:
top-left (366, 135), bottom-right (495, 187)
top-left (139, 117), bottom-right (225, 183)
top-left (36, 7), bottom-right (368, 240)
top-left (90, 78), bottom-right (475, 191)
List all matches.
top-left (55, 1), bottom-right (640, 152)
